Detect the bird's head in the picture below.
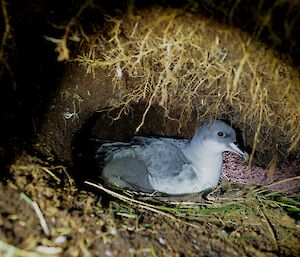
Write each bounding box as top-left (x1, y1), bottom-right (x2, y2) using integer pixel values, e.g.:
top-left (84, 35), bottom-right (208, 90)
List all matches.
top-left (192, 120), bottom-right (248, 161)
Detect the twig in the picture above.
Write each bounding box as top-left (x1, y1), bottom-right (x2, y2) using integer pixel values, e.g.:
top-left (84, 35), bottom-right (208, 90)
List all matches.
top-left (20, 193), bottom-right (50, 236)
top-left (254, 176), bottom-right (300, 195)
top-left (85, 181), bottom-right (200, 229)
top-left (257, 198), bottom-right (279, 251)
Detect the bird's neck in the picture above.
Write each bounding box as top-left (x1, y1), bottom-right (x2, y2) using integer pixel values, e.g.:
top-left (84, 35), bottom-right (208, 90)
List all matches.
top-left (183, 141), bottom-right (223, 188)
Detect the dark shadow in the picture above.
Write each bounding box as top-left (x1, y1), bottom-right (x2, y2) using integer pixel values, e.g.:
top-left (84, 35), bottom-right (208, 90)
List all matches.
top-left (71, 104), bottom-right (171, 183)
top-left (0, 0), bottom-right (299, 173)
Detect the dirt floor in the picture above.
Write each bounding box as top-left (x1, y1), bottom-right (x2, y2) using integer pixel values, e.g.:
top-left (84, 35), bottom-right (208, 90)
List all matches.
top-left (0, 154), bottom-right (299, 257)
top-left (1, 1), bottom-right (300, 257)
top-left (1, 60), bottom-right (298, 256)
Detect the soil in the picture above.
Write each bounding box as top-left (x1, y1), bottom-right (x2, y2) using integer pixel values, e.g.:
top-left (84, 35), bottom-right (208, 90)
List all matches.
top-left (1, 154), bottom-right (299, 257)
top-left (1, 1), bottom-right (300, 256)
top-left (2, 60), bottom-right (297, 256)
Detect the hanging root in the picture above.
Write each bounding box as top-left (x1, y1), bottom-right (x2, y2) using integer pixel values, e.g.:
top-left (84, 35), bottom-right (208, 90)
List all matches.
top-left (73, 8), bottom-right (300, 164)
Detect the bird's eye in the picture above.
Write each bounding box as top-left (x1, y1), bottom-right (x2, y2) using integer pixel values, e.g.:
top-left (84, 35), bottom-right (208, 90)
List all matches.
top-left (217, 132), bottom-right (224, 137)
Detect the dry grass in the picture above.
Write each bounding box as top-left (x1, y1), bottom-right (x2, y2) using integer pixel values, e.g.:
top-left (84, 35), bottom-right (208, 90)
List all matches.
top-left (85, 180), bottom-right (300, 255)
top-left (2, 154), bottom-right (300, 256)
top-left (86, 180), bottom-right (300, 222)
top-left (74, 8), bottom-right (300, 164)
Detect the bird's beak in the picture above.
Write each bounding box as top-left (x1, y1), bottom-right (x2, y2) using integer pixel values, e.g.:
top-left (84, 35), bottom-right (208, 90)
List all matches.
top-left (228, 143), bottom-right (249, 161)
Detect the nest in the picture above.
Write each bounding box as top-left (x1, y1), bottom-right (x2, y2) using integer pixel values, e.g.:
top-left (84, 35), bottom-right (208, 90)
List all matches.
top-left (74, 8), bottom-right (300, 165)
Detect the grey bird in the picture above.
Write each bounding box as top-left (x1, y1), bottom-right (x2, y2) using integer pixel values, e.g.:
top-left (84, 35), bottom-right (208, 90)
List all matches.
top-left (96, 120), bottom-right (248, 195)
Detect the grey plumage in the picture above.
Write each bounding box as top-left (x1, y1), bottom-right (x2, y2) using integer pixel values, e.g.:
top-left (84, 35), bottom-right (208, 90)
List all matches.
top-left (101, 157), bottom-right (154, 192)
top-left (96, 120), bottom-right (248, 194)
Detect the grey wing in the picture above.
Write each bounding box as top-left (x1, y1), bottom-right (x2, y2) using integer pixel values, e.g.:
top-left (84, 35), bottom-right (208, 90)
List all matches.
top-left (95, 141), bottom-right (136, 165)
top-left (133, 136), bottom-right (188, 147)
top-left (96, 137), bottom-right (193, 190)
top-left (158, 137), bottom-right (189, 151)
top-left (102, 157), bottom-right (154, 193)
top-left (95, 139), bottom-right (154, 192)
top-left (134, 139), bottom-right (193, 180)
